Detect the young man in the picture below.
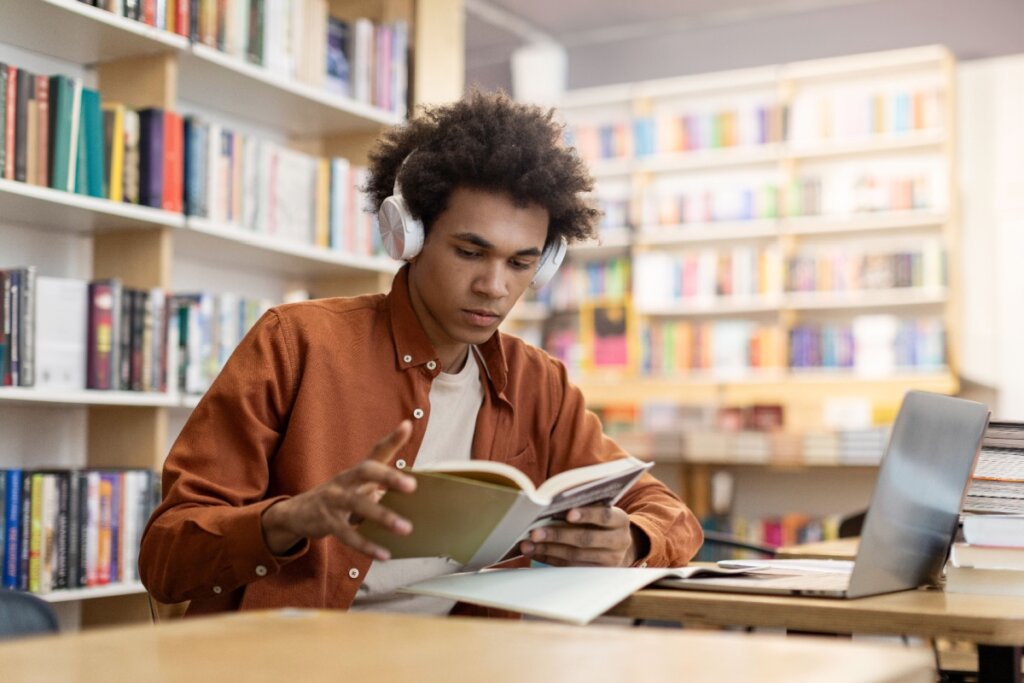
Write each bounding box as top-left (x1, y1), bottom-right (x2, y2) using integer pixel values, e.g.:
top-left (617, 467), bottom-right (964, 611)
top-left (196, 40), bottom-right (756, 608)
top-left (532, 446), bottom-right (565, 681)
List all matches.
top-left (139, 92), bottom-right (703, 616)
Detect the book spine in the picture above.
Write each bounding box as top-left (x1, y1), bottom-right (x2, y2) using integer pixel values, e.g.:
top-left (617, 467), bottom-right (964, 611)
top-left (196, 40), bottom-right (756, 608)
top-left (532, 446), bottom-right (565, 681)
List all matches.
top-left (28, 472), bottom-right (43, 592)
top-left (36, 75), bottom-right (49, 188)
top-left (13, 68), bottom-right (31, 182)
top-left (54, 472), bottom-right (70, 589)
top-left (4, 65), bottom-right (15, 180)
top-left (18, 473), bottom-right (31, 590)
top-left (0, 64), bottom-right (7, 178)
top-left (8, 269), bottom-right (19, 386)
top-left (66, 470), bottom-right (82, 588)
top-left (18, 266), bottom-right (36, 387)
top-left (3, 469), bottom-right (21, 589)
top-left (138, 109), bottom-right (164, 209)
top-left (0, 271), bottom-right (8, 386)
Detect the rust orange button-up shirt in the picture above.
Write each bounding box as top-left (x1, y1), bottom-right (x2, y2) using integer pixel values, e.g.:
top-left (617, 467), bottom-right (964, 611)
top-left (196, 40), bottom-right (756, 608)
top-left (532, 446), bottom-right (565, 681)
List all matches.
top-left (139, 266), bottom-right (703, 616)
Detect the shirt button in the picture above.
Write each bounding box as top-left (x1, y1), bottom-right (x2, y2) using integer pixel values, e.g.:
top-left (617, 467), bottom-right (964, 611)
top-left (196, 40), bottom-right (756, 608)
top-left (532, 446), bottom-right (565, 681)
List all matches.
top-left (413, 408), bottom-right (424, 419)
top-left (213, 585), bottom-right (222, 594)
top-left (255, 565), bottom-right (268, 577)
top-left (639, 561), bottom-right (648, 569)
top-left (426, 360), bottom-right (437, 370)
top-left (348, 568), bottom-right (360, 579)
top-left (395, 459), bottom-right (407, 469)
top-left (403, 354), bottom-right (412, 363)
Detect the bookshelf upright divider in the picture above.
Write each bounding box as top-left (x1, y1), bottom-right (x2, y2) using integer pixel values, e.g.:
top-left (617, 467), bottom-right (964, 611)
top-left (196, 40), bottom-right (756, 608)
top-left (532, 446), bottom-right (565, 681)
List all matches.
top-left (0, 0), bottom-right (465, 627)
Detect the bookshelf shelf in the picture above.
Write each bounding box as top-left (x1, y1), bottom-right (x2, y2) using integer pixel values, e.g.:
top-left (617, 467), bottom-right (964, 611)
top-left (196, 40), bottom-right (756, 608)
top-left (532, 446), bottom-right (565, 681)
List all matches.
top-left (0, 387), bottom-right (179, 407)
top-left (637, 219), bottom-right (779, 245)
top-left (178, 45), bottom-right (401, 137)
top-left (179, 218), bottom-right (400, 278)
top-left (653, 456), bottom-right (881, 469)
top-left (0, 179), bottom-right (184, 233)
top-left (638, 144), bottom-right (781, 174)
top-left (637, 297), bottom-right (784, 317)
top-left (576, 370), bottom-right (958, 407)
top-left (37, 582), bottom-right (147, 603)
top-left (784, 287), bottom-right (948, 310)
top-left (785, 129), bottom-right (946, 161)
top-left (0, 0), bottom-right (188, 65)
top-left (780, 210), bottom-right (948, 236)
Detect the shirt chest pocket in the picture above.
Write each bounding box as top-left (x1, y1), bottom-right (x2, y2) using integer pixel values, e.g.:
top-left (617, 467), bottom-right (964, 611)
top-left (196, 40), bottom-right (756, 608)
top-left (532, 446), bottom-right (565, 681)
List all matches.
top-left (505, 443), bottom-right (540, 481)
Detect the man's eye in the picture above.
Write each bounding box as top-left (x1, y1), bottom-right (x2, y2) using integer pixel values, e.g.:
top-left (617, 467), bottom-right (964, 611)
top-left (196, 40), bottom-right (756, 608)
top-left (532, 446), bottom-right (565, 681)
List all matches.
top-left (510, 260), bottom-right (532, 271)
top-left (457, 248), bottom-right (481, 259)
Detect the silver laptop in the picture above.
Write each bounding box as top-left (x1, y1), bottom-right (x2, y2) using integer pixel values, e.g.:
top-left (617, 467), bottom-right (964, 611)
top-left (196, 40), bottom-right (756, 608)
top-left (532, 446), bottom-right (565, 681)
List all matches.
top-left (662, 390), bottom-right (990, 598)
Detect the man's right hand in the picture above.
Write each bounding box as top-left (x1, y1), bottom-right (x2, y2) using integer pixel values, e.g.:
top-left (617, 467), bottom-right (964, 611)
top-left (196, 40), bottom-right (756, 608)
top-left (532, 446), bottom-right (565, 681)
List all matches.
top-left (260, 421), bottom-right (416, 559)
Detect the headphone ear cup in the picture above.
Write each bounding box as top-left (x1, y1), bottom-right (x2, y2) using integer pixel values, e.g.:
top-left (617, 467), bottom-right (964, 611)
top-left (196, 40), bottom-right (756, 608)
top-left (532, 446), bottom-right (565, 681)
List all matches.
top-left (379, 195), bottom-right (425, 260)
top-left (530, 238), bottom-right (567, 290)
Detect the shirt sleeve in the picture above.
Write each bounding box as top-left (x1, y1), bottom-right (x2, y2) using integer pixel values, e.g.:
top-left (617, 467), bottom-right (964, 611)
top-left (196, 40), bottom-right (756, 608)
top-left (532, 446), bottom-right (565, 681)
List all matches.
top-left (139, 309), bottom-right (309, 604)
top-left (544, 358), bottom-right (704, 567)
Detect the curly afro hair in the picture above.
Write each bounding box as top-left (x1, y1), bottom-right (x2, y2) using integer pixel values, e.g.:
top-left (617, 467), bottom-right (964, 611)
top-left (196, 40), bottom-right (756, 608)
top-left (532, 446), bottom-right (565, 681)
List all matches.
top-left (365, 89), bottom-right (601, 246)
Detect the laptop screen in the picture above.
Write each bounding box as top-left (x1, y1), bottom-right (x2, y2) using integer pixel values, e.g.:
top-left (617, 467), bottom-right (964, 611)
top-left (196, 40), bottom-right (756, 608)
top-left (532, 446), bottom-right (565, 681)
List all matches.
top-left (846, 391), bottom-right (990, 598)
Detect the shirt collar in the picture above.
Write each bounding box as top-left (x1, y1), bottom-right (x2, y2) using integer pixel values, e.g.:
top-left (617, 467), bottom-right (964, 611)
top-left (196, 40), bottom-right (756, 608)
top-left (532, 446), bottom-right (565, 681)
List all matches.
top-left (385, 264), bottom-right (509, 396)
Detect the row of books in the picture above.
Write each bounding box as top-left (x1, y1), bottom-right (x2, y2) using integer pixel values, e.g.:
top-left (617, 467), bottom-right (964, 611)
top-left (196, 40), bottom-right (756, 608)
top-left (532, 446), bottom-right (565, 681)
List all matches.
top-left (788, 317), bottom-right (946, 372)
top-left (0, 57), bottom-right (385, 256)
top-left (634, 247), bottom-right (783, 307)
top-left (565, 84), bottom-right (944, 163)
top-left (639, 320), bottom-right (783, 375)
top-left (565, 103), bottom-right (788, 161)
top-left (963, 422), bottom-right (1024, 515)
top-left (534, 257), bottom-right (631, 312)
top-left (0, 468), bottom-right (159, 594)
top-left (697, 512), bottom-right (847, 561)
top-left (788, 87), bottom-right (944, 143)
top-left (628, 172), bottom-right (939, 227)
top-left (680, 427), bottom-right (889, 466)
top-left (184, 119), bottom-right (380, 254)
top-left (787, 241), bottom-right (946, 292)
top-left (0, 270), bottom-right (272, 393)
top-left (77, 0), bottom-right (409, 115)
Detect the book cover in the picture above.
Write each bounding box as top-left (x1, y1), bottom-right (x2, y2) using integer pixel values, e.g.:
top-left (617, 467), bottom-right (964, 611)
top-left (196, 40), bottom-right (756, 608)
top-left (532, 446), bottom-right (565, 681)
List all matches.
top-left (66, 470), bottom-right (83, 588)
top-left (122, 108), bottom-right (141, 204)
top-left (13, 67), bottom-right (33, 182)
top-left (35, 75), bottom-right (49, 187)
top-left (362, 457), bottom-right (652, 570)
top-left (945, 564), bottom-right (1024, 597)
top-left (102, 103), bottom-right (125, 202)
top-left (4, 65), bottom-right (15, 179)
top-left (951, 542), bottom-right (1024, 571)
top-left (27, 472), bottom-right (43, 593)
top-left (0, 64), bottom-right (7, 178)
top-left (36, 276), bottom-right (89, 390)
top-left (962, 514), bottom-right (1024, 548)
top-left (16, 266), bottom-right (36, 387)
top-left (81, 88), bottom-right (105, 198)
top-left (138, 108), bottom-right (165, 208)
top-left (86, 279), bottom-right (122, 390)
top-left (3, 469), bottom-right (22, 589)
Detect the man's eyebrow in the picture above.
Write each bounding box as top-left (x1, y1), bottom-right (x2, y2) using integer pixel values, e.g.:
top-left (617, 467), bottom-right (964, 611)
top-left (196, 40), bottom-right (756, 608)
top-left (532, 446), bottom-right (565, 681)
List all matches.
top-left (453, 232), bottom-right (543, 257)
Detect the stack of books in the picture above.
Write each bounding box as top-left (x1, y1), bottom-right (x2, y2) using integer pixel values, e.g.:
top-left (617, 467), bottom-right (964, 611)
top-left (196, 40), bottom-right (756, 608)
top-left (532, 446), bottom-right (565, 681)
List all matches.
top-left (946, 422), bottom-right (1024, 596)
top-left (946, 514), bottom-right (1024, 596)
top-left (963, 421), bottom-right (1024, 514)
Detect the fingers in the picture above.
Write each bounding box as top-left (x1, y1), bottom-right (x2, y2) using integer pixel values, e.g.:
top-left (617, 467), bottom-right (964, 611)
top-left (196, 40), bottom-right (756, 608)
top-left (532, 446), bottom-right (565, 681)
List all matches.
top-left (562, 506), bottom-right (629, 528)
top-left (347, 457), bottom-right (416, 494)
top-left (520, 540), bottom-right (620, 567)
top-left (368, 420), bottom-right (414, 466)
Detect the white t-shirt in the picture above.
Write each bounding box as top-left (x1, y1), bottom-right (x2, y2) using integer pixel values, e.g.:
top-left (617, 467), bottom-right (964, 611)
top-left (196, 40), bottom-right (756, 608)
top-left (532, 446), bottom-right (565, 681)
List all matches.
top-left (349, 347), bottom-right (484, 614)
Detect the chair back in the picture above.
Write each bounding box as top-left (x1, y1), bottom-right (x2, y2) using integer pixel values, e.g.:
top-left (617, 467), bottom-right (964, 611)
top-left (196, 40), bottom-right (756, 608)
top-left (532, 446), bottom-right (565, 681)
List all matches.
top-left (0, 591), bottom-right (59, 640)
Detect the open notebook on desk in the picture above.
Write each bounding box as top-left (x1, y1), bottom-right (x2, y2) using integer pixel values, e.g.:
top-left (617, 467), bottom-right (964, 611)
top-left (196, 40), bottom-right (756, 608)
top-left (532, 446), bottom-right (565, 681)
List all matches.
top-left (659, 391), bottom-right (989, 599)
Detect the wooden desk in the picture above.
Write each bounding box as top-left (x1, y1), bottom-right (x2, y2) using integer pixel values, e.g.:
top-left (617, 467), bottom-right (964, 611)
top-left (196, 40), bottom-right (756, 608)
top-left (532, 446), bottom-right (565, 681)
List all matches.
top-left (776, 537), bottom-right (860, 560)
top-left (608, 587), bottom-right (1024, 682)
top-left (0, 609), bottom-right (934, 683)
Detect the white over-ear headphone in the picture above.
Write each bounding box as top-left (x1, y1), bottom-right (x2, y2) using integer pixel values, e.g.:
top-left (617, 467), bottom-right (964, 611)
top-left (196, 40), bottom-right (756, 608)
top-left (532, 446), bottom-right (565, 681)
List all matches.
top-left (377, 157), bottom-right (567, 290)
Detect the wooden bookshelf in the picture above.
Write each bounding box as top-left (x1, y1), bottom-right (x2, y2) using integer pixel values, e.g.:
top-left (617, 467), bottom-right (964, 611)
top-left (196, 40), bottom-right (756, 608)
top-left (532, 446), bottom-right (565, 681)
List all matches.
top-left (538, 45), bottom-right (959, 424)
top-left (0, 0), bottom-right (465, 629)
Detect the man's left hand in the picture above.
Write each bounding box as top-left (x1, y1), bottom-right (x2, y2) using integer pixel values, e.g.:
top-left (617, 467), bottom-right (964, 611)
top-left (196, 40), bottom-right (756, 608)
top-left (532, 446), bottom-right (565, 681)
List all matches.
top-left (518, 506), bottom-right (641, 567)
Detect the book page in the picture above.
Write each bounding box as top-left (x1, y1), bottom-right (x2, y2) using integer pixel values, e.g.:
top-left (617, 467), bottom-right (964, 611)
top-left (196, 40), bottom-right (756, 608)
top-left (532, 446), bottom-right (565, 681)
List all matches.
top-left (415, 460), bottom-right (536, 494)
top-left (536, 457), bottom-right (651, 501)
top-left (532, 466), bottom-right (651, 525)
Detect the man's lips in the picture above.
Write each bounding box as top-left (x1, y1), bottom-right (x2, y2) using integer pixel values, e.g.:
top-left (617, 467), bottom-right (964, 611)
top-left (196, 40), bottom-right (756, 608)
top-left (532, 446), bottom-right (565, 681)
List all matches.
top-left (463, 309), bottom-right (502, 326)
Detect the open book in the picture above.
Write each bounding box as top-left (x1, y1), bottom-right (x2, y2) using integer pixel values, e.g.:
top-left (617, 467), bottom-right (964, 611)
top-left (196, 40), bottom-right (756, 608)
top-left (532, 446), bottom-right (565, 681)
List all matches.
top-left (360, 456), bottom-right (653, 570)
top-left (401, 565), bottom-right (755, 625)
